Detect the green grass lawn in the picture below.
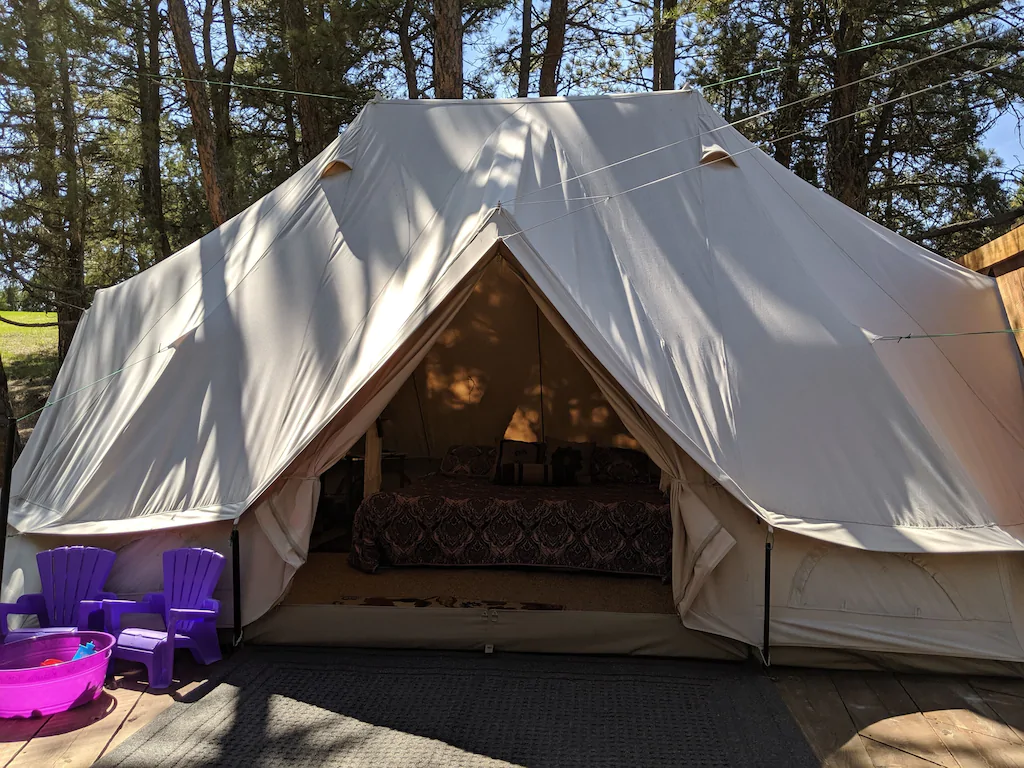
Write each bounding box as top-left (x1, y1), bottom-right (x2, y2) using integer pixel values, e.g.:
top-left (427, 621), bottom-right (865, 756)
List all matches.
top-left (0, 311), bottom-right (59, 434)
top-left (0, 311), bottom-right (59, 376)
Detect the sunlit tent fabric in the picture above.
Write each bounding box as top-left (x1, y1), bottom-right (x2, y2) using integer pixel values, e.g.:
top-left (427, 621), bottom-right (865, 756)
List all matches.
top-left (5, 91), bottom-right (1024, 666)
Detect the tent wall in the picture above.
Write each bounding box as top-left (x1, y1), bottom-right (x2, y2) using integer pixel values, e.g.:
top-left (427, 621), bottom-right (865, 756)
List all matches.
top-left (383, 258), bottom-right (632, 457)
top-left (2, 514), bottom-right (294, 631)
top-left (674, 451), bottom-right (1024, 663)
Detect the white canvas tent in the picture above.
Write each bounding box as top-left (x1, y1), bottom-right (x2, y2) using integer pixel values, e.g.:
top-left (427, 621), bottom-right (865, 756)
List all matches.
top-left (5, 90), bottom-right (1024, 670)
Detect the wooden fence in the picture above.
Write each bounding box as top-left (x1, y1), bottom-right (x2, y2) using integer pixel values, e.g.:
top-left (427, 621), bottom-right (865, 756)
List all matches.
top-left (956, 225), bottom-right (1024, 358)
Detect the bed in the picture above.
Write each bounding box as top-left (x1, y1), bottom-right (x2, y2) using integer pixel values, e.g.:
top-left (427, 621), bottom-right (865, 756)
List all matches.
top-left (348, 472), bottom-right (672, 578)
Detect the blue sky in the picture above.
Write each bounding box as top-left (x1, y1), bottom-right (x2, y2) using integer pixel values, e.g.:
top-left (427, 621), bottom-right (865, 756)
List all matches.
top-left (986, 111), bottom-right (1023, 169)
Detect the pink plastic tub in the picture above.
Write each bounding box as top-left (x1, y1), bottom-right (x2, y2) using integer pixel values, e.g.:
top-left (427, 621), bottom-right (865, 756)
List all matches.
top-left (0, 631), bottom-right (115, 718)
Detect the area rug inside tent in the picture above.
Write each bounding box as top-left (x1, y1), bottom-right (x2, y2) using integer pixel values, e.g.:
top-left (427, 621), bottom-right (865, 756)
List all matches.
top-left (96, 648), bottom-right (816, 768)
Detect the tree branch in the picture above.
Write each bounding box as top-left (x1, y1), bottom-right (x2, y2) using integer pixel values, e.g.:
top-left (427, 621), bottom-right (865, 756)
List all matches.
top-left (0, 315), bottom-right (79, 328)
top-left (911, 205), bottom-right (1024, 241)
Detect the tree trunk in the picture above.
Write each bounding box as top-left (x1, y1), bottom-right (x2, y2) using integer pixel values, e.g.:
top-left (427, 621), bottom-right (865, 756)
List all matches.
top-left (652, 0), bottom-right (662, 89)
top-left (207, 0), bottom-right (239, 207)
top-left (56, 46), bottom-right (85, 361)
top-left (284, 96), bottom-right (302, 171)
top-left (283, 0), bottom-right (330, 161)
top-left (278, 2), bottom-right (303, 170)
top-left (538, 0), bottom-right (566, 96)
top-left (18, 0), bottom-right (61, 273)
top-left (517, 0), bottom-right (532, 97)
top-left (772, 0), bottom-right (805, 169)
top-left (433, 0), bottom-right (463, 98)
top-left (136, 0), bottom-right (171, 262)
top-left (0, 354), bottom-right (23, 475)
top-left (399, 0), bottom-right (420, 98)
top-left (825, 3), bottom-right (869, 212)
top-left (166, 0), bottom-right (232, 226)
top-left (653, 0), bottom-right (676, 90)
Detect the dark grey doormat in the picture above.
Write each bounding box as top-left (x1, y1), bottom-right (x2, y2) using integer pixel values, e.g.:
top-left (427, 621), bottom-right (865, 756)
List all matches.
top-left (97, 647), bottom-right (817, 768)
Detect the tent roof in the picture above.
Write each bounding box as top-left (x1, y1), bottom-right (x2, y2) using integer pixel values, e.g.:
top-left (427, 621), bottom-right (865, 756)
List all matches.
top-left (11, 90), bottom-right (1024, 552)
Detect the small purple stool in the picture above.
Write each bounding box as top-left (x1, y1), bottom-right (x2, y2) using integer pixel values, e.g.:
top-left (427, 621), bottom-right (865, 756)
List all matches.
top-left (103, 548), bottom-right (225, 689)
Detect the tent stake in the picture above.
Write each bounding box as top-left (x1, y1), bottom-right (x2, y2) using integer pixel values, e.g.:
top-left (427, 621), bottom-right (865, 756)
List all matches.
top-left (231, 520), bottom-right (242, 647)
top-left (0, 417), bottom-right (14, 584)
top-left (761, 525), bottom-right (774, 667)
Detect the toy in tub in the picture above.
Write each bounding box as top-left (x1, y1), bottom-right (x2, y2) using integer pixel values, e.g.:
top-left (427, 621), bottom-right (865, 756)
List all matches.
top-left (0, 631), bottom-right (115, 718)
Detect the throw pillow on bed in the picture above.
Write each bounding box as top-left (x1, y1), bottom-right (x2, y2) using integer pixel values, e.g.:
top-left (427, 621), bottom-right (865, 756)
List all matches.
top-left (495, 444), bottom-right (582, 486)
top-left (494, 462), bottom-right (551, 485)
top-left (440, 445), bottom-right (498, 477)
top-left (545, 438), bottom-right (594, 485)
top-left (591, 445), bottom-right (655, 485)
top-left (492, 439), bottom-right (544, 481)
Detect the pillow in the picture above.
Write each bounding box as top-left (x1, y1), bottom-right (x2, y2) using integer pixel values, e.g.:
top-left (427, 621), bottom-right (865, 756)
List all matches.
top-left (545, 438), bottom-right (594, 485)
top-left (591, 446), bottom-right (654, 485)
top-left (493, 439), bottom-right (544, 475)
top-left (440, 445), bottom-right (498, 477)
top-left (495, 462), bottom-right (552, 486)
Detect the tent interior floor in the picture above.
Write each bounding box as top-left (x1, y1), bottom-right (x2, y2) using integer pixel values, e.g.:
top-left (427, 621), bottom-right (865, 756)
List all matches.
top-left (284, 552), bottom-right (676, 613)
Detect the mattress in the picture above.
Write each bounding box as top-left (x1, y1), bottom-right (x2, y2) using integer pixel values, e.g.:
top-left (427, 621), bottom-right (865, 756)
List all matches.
top-left (349, 474), bottom-right (671, 577)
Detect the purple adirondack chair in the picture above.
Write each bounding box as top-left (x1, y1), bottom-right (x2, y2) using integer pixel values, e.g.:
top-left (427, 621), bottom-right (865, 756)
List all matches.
top-left (103, 547), bottom-right (224, 689)
top-left (0, 546), bottom-right (117, 643)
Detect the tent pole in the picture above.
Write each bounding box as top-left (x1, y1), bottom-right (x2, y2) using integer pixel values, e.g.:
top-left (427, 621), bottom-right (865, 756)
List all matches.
top-left (761, 525), bottom-right (774, 667)
top-left (535, 305), bottom-right (545, 441)
top-left (231, 519), bottom-right (242, 648)
top-left (0, 417), bottom-right (15, 584)
top-left (412, 373), bottom-right (431, 455)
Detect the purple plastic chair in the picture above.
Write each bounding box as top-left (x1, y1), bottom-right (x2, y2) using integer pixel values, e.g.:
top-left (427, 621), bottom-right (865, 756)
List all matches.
top-left (103, 547), bottom-right (225, 689)
top-left (0, 546), bottom-right (116, 643)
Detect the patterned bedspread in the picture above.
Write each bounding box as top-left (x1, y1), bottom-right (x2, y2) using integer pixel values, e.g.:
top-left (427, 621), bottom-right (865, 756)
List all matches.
top-left (349, 474), bottom-right (672, 577)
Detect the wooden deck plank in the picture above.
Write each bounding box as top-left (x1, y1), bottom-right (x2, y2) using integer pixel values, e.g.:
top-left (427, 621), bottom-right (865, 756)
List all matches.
top-left (831, 673), bottom-right (957, 768)
top-left (913, 713), bottom-right (1024, 768)
top-left (95, 689), bottom-right (171, 761)
top-left (898, 677), bottom-right (1024, 768)
top-left (7, 688), bottom-right (145, 768)
top-left (899, 677), bottom-right (1024, 746)
top-left (857, 736), bottom-right (948, 768)
top-left (970, 678), bottom-right (1024, 702)
top-left (775, 671), bottom-right (874, 768)
top-left (0, 716), bottom-right (50, 768)
top-left (965, 683), bottom-right (1024, 741)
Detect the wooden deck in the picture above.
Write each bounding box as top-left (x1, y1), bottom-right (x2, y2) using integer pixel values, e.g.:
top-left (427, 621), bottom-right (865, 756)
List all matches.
top-left (0, 658), bottom-right (212, 768)
top-left (2, 658), bottom-right (1023, 767)
top-left (777, 669), bottom-right (1024, 768)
